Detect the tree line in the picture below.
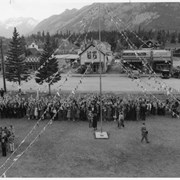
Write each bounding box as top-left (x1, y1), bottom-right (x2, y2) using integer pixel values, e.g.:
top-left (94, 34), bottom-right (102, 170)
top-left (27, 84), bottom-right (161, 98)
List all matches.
top-left (26, 28), bottom-right (180, 51)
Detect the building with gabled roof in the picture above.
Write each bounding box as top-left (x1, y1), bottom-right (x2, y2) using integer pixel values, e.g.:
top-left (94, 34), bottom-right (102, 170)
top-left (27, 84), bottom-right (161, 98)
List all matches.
top-left (140, 39), bottom-right (160, 49)
top-left (79, 42), bottom-right (112, 73)
top-left (25, 42), bottom-right (43, 71)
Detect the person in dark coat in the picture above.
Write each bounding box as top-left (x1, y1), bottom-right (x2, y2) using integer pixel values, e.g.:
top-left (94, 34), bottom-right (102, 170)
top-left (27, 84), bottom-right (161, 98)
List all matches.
top-left (0, 88), bottom-right (5, 98)
top-left (1, 130), bottom-right (8, 156)
top-left (92, 105), bottom-right (97, 131)
top-left (141, 123), bottom-right (150, 143)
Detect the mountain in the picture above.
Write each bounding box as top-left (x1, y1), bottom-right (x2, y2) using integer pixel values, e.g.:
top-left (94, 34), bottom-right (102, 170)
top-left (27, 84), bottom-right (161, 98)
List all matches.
top-left (32, 2), bottom-right (180, 35)
top-left (0, 17), bottom-right (39, 38)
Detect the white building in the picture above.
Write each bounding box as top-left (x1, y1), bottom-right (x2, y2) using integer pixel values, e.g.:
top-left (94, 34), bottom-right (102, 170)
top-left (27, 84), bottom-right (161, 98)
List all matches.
top-left (28, 42), bottom-right (39, 50)
top-left (79, 42), bottom-right (112, 73)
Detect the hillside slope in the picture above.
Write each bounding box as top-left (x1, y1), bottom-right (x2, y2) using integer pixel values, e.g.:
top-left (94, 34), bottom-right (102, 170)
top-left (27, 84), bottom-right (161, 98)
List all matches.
top-left (32, 3), bottom-right (180, 35)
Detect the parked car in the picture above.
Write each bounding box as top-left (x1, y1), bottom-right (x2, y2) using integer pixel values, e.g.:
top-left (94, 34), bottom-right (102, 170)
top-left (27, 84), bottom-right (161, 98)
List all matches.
top-left (171, 67), bottom-right (180, 78)
top-left (161, 69), bottom-right (170, 79)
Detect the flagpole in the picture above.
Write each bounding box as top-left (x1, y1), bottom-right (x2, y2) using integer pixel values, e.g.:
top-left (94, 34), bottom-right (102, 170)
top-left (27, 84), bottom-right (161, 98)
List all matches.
top-left (99, 3), bottom-right (103, 133)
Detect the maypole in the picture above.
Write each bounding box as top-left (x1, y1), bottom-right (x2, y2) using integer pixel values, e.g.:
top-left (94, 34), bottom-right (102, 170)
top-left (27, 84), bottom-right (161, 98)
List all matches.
top-left (94, 3), bottom-right (109, 139)
top-left (99, 2), bottom-right (103, 133)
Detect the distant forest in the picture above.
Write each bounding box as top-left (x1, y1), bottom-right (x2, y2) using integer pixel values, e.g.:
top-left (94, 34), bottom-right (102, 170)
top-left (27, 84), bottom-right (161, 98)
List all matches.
top-left (26, 28), bottom-right (180, 51)
top-left (2, 28), bottom-right (180, 54)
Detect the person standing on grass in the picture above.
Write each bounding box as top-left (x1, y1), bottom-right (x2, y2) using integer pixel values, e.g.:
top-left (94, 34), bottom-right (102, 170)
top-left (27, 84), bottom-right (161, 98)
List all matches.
top-left (118, 111), bottom-right (125, 128)
top-left (0, 88), bottom-right (5, 98)
top-left (92, 104), bottom-right (97, 131)
top-left (141, 123), bottom-right (150, 143)
top-left (88, 107), bottom-right (93, 128)
top-left (8, 126), bottom-right (15, 153)
top-left (67, 106), bottom-right (71, 121)
top-left (34, 105), bottom-right (38, 120)
top-left (1, 130), bottom-right (8, 156)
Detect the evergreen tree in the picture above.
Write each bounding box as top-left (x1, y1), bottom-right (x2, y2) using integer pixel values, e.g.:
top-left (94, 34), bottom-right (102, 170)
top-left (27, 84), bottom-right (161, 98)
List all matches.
top-left (166, 30), bottom-right (170, 42)
top-left (35, 32), bottom-right (61, 95)
top-left (161, 30), bottom-right (166, 48)
top-left (20, 35), bottom-right (27, 56)
top-left (178, 32), bottom-right (180, 43)
top-left (156, 30), bottom-right (162, 43)
top-left (6, 27), bottom-right (29, 92)
top-left (171, 32), bottom-right (176, 43)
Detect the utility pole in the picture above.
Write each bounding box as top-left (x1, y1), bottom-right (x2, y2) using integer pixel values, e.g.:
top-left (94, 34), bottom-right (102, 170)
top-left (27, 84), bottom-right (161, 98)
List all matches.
top-left (0, 39), bottom-right (7, 92)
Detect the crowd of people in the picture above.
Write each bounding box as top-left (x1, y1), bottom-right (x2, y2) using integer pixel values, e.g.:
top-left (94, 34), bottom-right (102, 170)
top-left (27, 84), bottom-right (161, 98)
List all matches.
top-left (0, 92), bottom-right (179, 123)
top-left (0, 91), bottom-right (179, 155)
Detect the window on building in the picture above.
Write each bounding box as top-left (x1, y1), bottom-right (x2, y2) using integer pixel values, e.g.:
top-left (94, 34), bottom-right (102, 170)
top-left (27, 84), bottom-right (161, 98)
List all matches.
top-left (87, 51), bottom-right (91, 59)
top-left (92, 51), bottom-right (97, 59)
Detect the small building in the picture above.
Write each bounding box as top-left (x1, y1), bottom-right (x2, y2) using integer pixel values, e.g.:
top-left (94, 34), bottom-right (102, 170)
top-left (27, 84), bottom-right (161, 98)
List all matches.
top-left (25, 42), bottom-right (43, 71)
top-left (55, 54), bottom-right (79, 69)
top-left (122, 49), bottom-right (173, 73)
top-left (25, 56), bottom-right (40, 71)
top-left (79, 41), bottom-right (112, 73)
top-left (151, 49), bottom-right (173, 72)
top-left (140, 40), bottom-right (160, 49)
top-left (28, 42), bottom-right (39, 50)
top-left (122, 50), bottom-right (151, 70)
top-left (173, 48), bottom-right (180, 57)
top-left (0, 55), bottom-right (40, 75)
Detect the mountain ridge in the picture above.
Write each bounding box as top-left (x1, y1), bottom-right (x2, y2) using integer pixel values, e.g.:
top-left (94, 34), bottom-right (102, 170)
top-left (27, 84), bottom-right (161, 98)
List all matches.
top-left (31, 2), bottom-right (180, 35)
top-left (0, 17), bottom-right (39, 38)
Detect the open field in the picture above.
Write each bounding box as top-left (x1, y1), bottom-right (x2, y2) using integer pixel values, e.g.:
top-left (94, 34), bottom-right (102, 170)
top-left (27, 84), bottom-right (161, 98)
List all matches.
top-left (0, 75), bottom-right (180, 94)
top-left (0, 74), bottom-right (180, 177)
top-left (0, 116), bottom-right (180, 177)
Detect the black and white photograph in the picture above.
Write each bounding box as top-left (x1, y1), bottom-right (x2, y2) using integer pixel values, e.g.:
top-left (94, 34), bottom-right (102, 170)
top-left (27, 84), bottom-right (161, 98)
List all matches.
top-left (0, 0), bottom-right (180, 178)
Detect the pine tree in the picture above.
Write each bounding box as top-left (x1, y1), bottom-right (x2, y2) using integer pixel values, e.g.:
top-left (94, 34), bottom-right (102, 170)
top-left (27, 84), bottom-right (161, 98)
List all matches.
top-left (178, 32), bottom-right (180, 43)
top-left (171, 32), bottom-right (176, 43)
top-left (6, 27), bottom-right (29, 92)
top-left (35, 32), bottom-right (61, 95)
top-left (20, 35), bottom-right (27, 56)
top-left (156, 30), bottom-right (162, 43)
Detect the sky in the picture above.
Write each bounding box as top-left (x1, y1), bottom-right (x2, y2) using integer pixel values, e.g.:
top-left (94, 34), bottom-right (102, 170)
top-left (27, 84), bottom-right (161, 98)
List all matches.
top-left (0, 0), bottom-right (179, 22)
top-left (0, 0), bottom-right (92, 22)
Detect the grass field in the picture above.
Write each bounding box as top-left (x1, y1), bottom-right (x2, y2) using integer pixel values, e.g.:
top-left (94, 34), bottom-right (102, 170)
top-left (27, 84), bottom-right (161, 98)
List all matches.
top-left (1, 74), bottom-right (180, 177)
top-left (0, 116), bottom-right (180, 177)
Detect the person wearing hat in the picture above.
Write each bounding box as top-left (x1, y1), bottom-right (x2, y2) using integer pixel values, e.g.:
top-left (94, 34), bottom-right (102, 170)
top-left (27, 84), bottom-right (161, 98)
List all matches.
top-left (141, 122), bottom-right (150, 143)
